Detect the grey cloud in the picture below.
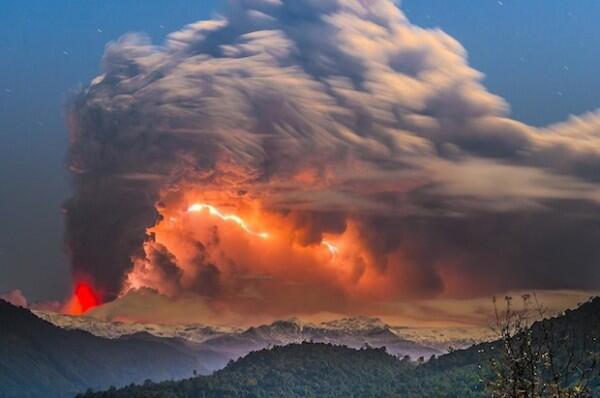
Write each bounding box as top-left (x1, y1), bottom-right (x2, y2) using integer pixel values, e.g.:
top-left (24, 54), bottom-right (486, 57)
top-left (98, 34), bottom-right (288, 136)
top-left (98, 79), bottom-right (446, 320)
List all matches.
top-left (0, 289), bottom-right (28, 307)
top-left (66, 0), bottom-right (600, 303)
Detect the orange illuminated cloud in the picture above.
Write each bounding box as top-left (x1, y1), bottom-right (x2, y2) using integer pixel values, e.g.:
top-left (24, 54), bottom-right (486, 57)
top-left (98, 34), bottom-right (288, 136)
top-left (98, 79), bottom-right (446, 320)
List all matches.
top-left (187, 203), bottom-right (270, 239)
top-left (186, 202), bottom-right (338, 253)
top-left (122, 196), bottom-right (350, 309)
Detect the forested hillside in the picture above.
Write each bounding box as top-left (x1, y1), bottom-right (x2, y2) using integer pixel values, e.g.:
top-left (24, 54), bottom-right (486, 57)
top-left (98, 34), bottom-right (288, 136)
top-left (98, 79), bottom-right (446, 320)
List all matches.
top-left (0, 300), bottom-right (205, 398)
top-left (76, 342), bottom-right (483, 397)
top-left (78, 298), bottom-right (600, 398)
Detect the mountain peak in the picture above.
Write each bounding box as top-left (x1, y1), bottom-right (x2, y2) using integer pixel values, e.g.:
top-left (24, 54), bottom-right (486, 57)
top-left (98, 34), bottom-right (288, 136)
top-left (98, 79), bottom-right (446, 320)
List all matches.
top-left (318, 316), bottom-right (388, 332)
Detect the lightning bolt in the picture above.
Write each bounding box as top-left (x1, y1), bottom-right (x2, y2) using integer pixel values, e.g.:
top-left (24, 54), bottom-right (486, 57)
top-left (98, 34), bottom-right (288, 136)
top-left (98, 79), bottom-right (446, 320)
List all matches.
top-left (187, 203), bottom-right (270, 239)
top-left (187, 203), bottom-right (339, 256)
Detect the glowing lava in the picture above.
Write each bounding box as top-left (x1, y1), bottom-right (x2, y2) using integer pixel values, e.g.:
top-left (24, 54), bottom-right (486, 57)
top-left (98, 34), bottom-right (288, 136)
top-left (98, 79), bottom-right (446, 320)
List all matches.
top-left (69, 282), bottom-right (101, 315)
top-left (187, 203), bottom-right (270, 239)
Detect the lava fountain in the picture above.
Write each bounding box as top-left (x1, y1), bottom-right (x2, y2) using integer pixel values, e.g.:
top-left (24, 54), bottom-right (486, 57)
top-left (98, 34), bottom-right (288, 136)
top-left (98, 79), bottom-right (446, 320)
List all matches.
top-left (68, 281), bottom-right (101, 315)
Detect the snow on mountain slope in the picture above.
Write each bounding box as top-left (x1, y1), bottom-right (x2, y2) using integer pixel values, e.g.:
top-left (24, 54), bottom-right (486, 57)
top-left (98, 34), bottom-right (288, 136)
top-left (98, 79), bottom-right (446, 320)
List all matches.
top-left (34, 311), bottom-right (240, 343)
top-left (35, 312), bottom-right (490, 362)
top-left (391, 326), bottom-right (495, 352)
top-left (317, 316), bottom-right (388, 332)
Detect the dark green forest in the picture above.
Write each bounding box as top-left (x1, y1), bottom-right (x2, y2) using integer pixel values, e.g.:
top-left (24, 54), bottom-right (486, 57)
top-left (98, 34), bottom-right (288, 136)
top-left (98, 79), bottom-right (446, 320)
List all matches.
top-left (78, 297), bottom-right (600, 398)
top-left (76, 342), bottom-right (483, 398)
top-left (0, 300), bottom-right (201, 398)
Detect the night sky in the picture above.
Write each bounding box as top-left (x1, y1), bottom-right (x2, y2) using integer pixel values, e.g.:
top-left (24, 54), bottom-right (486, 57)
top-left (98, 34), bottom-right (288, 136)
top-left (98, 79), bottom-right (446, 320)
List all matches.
top-left (2, 0), bottom-right (600, 303)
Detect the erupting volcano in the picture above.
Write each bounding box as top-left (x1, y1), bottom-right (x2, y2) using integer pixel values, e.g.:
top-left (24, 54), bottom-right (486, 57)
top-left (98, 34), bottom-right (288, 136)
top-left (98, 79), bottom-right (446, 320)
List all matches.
top-left (63, 0), bottom-right (600, 324)
top-left (68, 282), bottom-right (101, 315)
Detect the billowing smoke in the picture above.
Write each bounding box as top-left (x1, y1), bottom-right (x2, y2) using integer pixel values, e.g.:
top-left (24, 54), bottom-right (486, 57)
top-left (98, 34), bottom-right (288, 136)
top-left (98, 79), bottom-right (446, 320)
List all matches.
top-left (67, 0), bottom-right (600, 317)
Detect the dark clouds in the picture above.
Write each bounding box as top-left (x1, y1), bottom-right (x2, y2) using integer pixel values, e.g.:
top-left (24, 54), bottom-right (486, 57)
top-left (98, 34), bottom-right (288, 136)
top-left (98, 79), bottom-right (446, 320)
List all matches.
top-left (67, 0), bottom-right (600, 308)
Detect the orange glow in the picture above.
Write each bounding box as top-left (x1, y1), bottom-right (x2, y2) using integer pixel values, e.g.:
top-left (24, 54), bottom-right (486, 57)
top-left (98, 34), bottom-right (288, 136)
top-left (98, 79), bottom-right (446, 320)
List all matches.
top-left (69, 282), bottom-right (101, 315)
top-left (322, 240), bottom-right (339, 257)
top-left (122, 191), bottom-right (412, 317)
top-left (187, 203), bottom-right (270, 239)
top-left (186, 202), bottom-right (339, 253)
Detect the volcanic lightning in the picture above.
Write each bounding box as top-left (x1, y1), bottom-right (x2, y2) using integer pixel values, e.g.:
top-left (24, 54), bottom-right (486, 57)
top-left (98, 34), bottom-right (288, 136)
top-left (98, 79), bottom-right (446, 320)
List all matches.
top-left (187, 203), bottom-right (270, 239)
top-left (322, 240), bottom-right (339, 257)
top-left (186, 202), bottom-right (339, 255)
top-left (59, 0), bottom-right (600, 325)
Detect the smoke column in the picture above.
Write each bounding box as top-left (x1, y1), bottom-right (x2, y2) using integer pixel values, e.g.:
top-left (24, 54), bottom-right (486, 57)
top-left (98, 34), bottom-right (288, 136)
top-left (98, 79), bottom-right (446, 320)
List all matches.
top-left (66, 0), bottom-right (600, 314)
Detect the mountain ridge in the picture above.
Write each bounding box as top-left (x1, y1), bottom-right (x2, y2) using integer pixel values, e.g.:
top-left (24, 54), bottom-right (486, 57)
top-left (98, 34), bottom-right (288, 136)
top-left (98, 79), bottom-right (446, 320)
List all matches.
top-left (0, 299), bottom-right (226, 398)
top-left (75, 297), bottom-right (600, 398)
top-left (36, 312), bottom-right (445, 360)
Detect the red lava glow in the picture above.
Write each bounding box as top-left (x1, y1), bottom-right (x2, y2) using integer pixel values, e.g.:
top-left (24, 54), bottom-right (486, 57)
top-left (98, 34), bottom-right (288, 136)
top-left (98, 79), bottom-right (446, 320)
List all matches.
top-left (69, 282), bottom-right (101, 315)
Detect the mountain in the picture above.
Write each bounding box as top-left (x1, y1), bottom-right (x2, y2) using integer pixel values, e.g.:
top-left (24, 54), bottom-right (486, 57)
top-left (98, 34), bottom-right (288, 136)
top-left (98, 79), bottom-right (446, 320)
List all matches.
top-left (390, 325), bottom-right (494, 352)
top-left (214, 317), bottom-right (442, 359)
top-left (75, 342), bottom-right (485, 398)
top-left (77, 343), bottom-right (419, 398)
top-left (304, 317), bottom-right (441, 358)
top-left (35, 311), bottom-right (240, 343)
top-left (0, 300), bottom-right (227, 398)
top-left (37, 313), bottom-right (444, 362)
top-left (75, 298), bottom-right (600, 398)
top-left (424, 296), bottom-right (600, 372)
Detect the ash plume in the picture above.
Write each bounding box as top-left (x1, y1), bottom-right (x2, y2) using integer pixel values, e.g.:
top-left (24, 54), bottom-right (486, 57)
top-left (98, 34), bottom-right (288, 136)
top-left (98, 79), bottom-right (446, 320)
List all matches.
top-left (66, 0), bottom-right (600, 312)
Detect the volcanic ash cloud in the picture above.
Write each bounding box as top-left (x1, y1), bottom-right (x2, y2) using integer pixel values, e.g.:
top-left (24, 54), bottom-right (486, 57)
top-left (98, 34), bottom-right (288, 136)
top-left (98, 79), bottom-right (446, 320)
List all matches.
top-left (66, 0), bottom-right (600, 318)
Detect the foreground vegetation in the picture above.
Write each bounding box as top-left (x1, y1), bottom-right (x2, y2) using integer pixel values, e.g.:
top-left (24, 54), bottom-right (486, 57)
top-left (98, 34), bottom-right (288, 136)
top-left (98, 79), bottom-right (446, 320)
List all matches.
top-left (77, 343), bottom-right (483, 398)
top-left (78, 297), bottom-right (600, 398)
top-left (0, 300), bottom-right (199, 398)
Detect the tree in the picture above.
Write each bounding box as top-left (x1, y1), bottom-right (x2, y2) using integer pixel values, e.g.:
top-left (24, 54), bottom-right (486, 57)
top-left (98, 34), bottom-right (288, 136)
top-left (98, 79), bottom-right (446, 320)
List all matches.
top-left (486, 294), bottom-right (598, 398)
